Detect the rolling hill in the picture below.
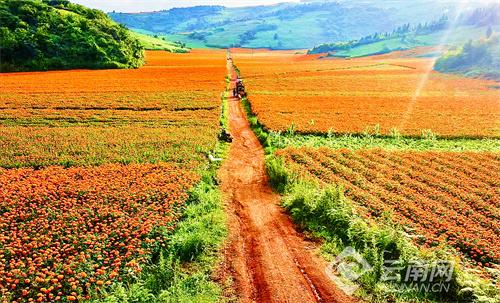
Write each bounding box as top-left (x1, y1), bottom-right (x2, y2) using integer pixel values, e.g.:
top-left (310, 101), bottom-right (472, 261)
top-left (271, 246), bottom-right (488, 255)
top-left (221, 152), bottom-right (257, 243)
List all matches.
top-left (109, 0), bottom-right (488, 50)
top-left (309, 4), bottom-right (500, 59)
top-left (0, 0), bottom-right (145, 72)
top-left (435, 34), bottom-right (500, 81)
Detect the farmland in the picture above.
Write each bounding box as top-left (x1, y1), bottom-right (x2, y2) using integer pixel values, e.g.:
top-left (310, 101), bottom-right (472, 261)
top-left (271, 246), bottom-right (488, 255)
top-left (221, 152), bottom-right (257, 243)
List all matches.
top-left (0, 50), bottom-right (226, 168)
top-left (278, 148), bottom-right (499, 275)
top-left (0, 164), bottom-right (197, 301)
top-left (2, 0), bottom-right (500, 302)
top-left (232, 49), bottom-right (499, 138)
top-left (0, 50), bottom-right (227, 302)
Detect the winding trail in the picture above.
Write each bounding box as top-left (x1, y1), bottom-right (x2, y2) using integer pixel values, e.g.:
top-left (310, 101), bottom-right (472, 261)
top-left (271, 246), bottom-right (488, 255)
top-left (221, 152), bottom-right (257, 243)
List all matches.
top-left (218, 59), bottom-right (354, 303)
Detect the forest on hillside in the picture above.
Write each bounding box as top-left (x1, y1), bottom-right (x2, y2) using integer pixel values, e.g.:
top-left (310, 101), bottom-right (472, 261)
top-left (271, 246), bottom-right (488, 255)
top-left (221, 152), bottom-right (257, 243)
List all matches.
top-left (0, 0), bottom-right (144, 72)
top-left (435, 32), bottom-right (500, 81)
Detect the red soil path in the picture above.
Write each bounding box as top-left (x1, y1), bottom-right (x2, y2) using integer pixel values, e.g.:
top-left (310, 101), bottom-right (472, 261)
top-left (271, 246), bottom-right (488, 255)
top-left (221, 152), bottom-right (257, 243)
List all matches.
top-left (218, 59), bottom-right (354, 303)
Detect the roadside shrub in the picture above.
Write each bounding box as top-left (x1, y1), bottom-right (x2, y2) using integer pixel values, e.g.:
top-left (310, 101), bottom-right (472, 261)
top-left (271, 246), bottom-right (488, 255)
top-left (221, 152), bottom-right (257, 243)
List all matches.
top-left (265, 156), bottom-right (294, 193)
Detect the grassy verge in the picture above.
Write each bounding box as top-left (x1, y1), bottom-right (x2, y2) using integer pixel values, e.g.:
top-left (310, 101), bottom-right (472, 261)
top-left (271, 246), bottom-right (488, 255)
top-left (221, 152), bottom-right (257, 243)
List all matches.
top-left (233, 64), bottom-right (498, 302)
top-left (268, 132), bottom-right (500, 153)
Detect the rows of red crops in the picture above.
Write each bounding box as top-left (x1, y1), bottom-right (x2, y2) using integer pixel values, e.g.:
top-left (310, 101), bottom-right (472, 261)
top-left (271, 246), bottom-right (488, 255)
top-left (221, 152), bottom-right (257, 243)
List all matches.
top-left (0, 164), bottom-right (198, 302)
top-left (0, 50), bottom-right (227, 302)
top-left (0, 50), bottom-right (226, 168)
top-left (278, 147), bottom-right (499, 275)
top-left (231, 49), bottom-right (499, 138)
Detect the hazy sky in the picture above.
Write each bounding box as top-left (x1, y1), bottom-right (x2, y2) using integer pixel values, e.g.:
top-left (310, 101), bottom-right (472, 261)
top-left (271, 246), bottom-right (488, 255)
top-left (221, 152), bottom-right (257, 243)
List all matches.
top-left (72, 0), bottom-right (302, 13)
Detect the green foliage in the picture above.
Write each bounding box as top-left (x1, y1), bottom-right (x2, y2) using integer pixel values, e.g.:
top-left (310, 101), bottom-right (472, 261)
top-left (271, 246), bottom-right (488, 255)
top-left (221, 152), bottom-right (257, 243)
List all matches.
top-left (434, 34), bottom-right (500, 81)
top-left (265, 156), bottom-right (294, 194)
top-left (237, 24), bottom-right (278, 46)
top-left (170, 177), bottom-right (227, 262)
top-left (0, 0), bottom-right (144, 72)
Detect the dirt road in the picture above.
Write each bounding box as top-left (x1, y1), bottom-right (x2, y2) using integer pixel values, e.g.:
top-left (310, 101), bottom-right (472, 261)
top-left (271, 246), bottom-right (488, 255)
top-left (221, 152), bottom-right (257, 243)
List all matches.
top-left (218, 60), bottom-right (354, 303)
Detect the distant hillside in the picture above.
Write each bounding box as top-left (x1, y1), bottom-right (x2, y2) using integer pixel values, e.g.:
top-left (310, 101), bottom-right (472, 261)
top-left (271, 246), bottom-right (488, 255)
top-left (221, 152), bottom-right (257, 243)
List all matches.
top-left (109, 1), bottom-right (474, 49)
top-left (435, 34), bottom-right (500, 81)
top-left (309, 4), bottom-right (500, 58)
top-left (0, 0), bottom-right (144, 72)
top-left (131, 31), bottom-right (190, 53)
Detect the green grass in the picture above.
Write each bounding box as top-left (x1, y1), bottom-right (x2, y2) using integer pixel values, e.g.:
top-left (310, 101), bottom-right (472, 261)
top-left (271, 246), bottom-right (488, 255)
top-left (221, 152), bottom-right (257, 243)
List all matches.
top-left (267, 132), bottom-right (500, 153)
top-left (130, 31), bottom-right (190, 52)
top-left (330, 25), bottom-right (500, 58)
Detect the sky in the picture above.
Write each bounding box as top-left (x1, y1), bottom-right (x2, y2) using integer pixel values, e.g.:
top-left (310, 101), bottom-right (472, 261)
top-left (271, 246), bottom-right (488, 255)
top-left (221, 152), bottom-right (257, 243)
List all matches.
top-left (71, 0), bottom-right (302, 13)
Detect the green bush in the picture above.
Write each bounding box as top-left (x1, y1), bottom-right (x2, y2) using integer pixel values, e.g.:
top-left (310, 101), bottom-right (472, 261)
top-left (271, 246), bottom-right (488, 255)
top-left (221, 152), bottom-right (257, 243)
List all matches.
top-left (265, 156), bottom-right (294, 194)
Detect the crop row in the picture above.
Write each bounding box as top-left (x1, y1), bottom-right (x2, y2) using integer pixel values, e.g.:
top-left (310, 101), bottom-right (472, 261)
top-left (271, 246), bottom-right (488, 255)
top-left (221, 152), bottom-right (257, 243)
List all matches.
top-left (277, 147), bottom-right (499, 276)
top-left (0, 164), bottom-right (198, 302)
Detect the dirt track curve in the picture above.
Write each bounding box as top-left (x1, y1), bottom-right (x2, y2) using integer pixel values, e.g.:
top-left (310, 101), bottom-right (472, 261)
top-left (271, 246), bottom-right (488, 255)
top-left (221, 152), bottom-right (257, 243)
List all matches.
top-left (218, 58), bottom-right (355, 303)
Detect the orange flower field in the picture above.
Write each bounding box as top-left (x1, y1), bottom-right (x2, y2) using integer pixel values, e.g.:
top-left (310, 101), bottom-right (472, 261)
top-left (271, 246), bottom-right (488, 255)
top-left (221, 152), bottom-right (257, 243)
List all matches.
top-left (0, 50), bottom-right (226, 301)
top-left (231, 49), bottom-right (499, 138)
top-left (0, 50), bottom-right (226, 168)
top-left (278, 147), bottom-right (499, 275)
top-left (0, 164), bottom-right (197, 302)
